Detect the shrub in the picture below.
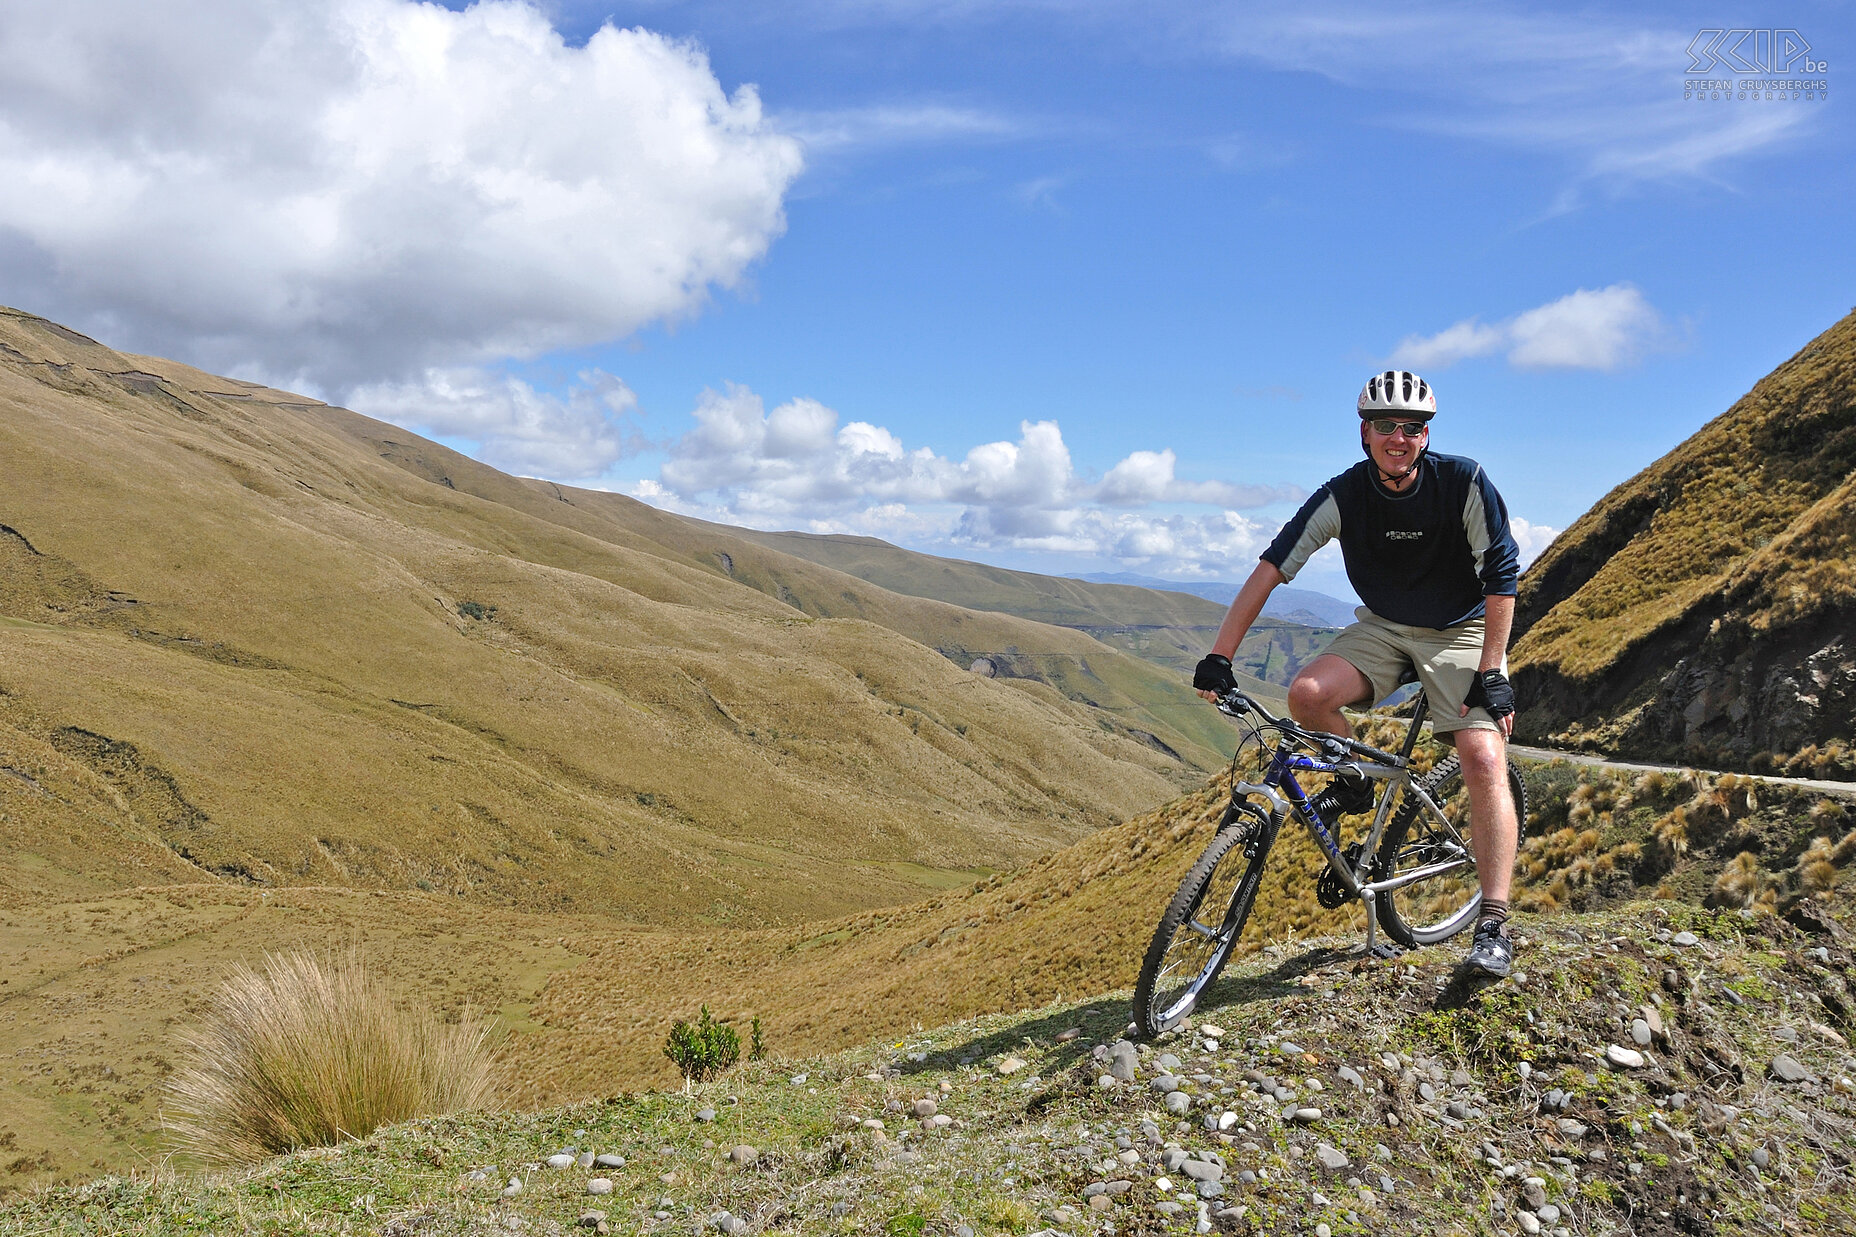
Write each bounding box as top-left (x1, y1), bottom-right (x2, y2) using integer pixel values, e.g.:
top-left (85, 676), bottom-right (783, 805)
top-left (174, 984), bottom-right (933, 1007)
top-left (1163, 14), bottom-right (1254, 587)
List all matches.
top-left (164, 950), bottom-right (498, 1164)
top-left (750, 1016), bottom-right (767, 1061)
top-left (1798, 837), bottom-right (1840, 893)
top-left (1709, 851), bottom-right (1772, 910)
top-left (664, 1005), bottom-right (740, 1083)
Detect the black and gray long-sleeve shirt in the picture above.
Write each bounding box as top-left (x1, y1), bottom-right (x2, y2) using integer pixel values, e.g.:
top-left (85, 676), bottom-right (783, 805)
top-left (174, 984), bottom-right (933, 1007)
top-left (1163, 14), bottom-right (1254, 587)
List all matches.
top-left (1261, 451), bottom-right (1520, 630)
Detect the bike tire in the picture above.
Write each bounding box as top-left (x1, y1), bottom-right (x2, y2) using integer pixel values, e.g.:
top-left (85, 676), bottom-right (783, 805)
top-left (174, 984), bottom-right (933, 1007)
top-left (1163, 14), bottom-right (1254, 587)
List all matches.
top-left (1373, 753), bottom-right (1529, 947)
top-left (1132, 801), bottom-right (1274, 1037)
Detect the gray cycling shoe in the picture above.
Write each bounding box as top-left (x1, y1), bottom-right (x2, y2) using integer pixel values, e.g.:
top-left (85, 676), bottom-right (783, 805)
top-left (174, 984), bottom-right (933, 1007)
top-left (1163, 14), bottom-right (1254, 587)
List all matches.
top-left (1461, 919), bottom-right (1514, 978)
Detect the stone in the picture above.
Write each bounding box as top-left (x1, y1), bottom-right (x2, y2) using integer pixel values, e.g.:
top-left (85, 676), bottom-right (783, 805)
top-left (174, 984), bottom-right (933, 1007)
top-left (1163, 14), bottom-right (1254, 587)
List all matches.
top-left (998, 1056), bottom-right (1028, 1075)
top-left (577, 1212), bottom-right (607, 1231)
top-left (594, 1154), bottom-right (626, 1169)
top-left (576, 1151), bottom-right (595, 1169)
top-left (1165, 1090), bottom-right (1193, 1115)
top-left (1280, 1041), bottom-right (1304, 1055)
top-left (1153, 1075), bottom-right (1182, 1093)
top-left (586, 1179), bottom-right (613, 1195)
top-left (1316, 1144), bottom-right (1350, 1170)
top-left (1556, 1119), bottom-right (1588, 1139)
top-left (502, 1179), bottom-right (523, 1197)
top-left (1337, 1065), bottom-right (1365, 1090)
top-left (1537, 1203), bottom-right (1562, 1223)
top-left (1606, 1045), bottom-right (1645, 1069)
top-left (1056, 1027), bottom-right (1082, 1042)
top-left (1522, 1180), bottom-right (1547, 1209)
top-left (695, 1108), bottom-right (717, 1123)
top-left (1631, 1020), bottom-right (1653, 1047)
top-left (1518, 1211), bottom-right (1541, 1235)
top-left (1180, 1160), bottom-right (1224, 1183)
top-left (1771, 1055), bottom-right (1814, 1084)
top-left (546, 1154), bottom-right (575, 1169)
top-left (1446, 1102), bottom-right (1468, 1120)
top-left (1155, 1202), bottom-right (1186, 1216)
top-left (1109, 1040), bottom-right (1139, 1082)
top-left (1672, 931), bottom-right (1699, 947)
top-left (1419, 1081), bottom-right (1436, 1101)
top-left (1200, 1023), bottom-right (1226, 1038)
top-left (729, 1145), bottom-right (758, 1166)
top-left (929, 1114), bottom-right (954, 1129)
top-left (862, 1119), bottom-right (885, 1131)
top-left (1197, 1180), bottom-right (1224, 1199)
top-left (1218, 1110), bottom-right (1240, 1131)
top-left (1293, 1108), bottom-right (1322, 1123)
top-left (912, 1098), bottom-right (938, 1118)
top-left (1089, 1194), bottom-right (1112, 1212)
top-left (1157, 1053), bottom-right (1183, 1070)
top-left (789, 1073), bottom-right (808, 1085)
top-left (1752, 1147), bottom-right (1771, 1168)
top-left (1315, 1224), bottom-right (1332, 1237)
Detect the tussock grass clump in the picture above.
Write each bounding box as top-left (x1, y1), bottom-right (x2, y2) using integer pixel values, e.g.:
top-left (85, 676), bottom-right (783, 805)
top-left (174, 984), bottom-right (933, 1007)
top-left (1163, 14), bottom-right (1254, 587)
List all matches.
top-left (1709, 851), bottom-right (1776, 911)
top-left (164, 950), bottom-right (498, 1164)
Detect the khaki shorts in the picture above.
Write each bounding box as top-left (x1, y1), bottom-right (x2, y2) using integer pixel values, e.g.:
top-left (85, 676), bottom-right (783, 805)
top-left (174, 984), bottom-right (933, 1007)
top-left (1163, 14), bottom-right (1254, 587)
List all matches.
top-left (1323, 608), bottom-right (1503, 735)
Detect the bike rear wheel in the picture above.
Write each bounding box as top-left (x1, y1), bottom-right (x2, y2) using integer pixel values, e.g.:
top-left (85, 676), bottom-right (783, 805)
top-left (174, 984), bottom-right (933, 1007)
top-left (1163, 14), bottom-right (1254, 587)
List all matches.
top-left (1373, 753), bottom-right (1528, 947)
top-left (1132, 801), bottom-right (1274, 1036)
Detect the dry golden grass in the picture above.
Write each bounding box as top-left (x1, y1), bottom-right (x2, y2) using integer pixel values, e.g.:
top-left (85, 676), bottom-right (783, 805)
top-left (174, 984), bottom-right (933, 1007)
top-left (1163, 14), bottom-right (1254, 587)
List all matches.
top-left (0, 304), bottom-right (1232, 926)
top-left (1512, 306), bottom-right (1856, 767)
top-left (163, 950), bottom-right (498, 1164)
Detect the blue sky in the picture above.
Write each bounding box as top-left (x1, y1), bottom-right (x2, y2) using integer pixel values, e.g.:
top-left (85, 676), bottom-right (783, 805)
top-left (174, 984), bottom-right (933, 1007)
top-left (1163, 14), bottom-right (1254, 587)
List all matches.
top-left (0, 0), bottom-right (1846, 600)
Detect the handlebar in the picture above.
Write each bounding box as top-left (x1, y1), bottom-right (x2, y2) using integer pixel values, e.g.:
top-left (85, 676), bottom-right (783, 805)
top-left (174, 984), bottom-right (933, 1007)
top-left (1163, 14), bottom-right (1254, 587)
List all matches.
top-left (1213, 688), bottom-right (1406, 766)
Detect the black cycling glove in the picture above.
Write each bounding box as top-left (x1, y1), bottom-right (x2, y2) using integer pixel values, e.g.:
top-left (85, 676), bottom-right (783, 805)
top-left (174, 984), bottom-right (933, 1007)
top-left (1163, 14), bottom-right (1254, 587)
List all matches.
top-left (1462, 667), bottom-right (1517, 719)
top-left (1193, 653), bottom-right (1238, 694)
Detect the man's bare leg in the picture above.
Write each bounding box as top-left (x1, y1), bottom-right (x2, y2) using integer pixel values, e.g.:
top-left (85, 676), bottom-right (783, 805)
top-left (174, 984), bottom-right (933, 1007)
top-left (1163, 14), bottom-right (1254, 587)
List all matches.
top-left (1287, 654), bottom-right (1374, 736)
top-left (1452, 727), bottom-right (1517, 905)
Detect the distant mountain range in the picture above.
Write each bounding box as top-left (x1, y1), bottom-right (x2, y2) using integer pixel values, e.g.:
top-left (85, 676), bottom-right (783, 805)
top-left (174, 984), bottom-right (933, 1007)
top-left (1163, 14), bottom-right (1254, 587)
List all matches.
top-left (1071, 572), bottom-right (1358, 629)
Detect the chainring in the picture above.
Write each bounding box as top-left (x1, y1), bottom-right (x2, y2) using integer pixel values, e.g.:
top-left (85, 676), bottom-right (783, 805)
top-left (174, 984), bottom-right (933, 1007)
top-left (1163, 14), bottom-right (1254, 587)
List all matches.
top-left (1316, 842), bottom-right (1366, 909)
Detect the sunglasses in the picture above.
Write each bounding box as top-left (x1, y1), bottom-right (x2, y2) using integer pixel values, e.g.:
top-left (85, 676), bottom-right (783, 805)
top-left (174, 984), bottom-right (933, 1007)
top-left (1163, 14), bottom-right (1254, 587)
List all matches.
top-left (1366, 418), bottom-right (1429, 437)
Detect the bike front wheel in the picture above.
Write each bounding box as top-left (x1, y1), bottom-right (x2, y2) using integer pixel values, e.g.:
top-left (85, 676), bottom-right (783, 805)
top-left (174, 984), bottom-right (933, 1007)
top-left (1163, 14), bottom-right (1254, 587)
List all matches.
top-left (1373, 752), bottom-right (1528, 947)
top-left (1132, 801), bottom-right (1275, 1036)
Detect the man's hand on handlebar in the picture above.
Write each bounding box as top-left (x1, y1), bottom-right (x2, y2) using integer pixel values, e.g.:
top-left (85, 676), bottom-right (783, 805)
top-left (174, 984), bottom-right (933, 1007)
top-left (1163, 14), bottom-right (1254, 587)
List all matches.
top-left (1460, 667), bottom-right (1517, 738)
top-left (1194, 653), bottom-right (1237, 701)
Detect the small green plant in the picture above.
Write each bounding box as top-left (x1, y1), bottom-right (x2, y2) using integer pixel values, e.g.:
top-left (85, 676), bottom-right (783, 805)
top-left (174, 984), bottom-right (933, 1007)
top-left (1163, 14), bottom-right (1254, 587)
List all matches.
top-left (663, 1005), bottom-right (740, 1083)
top-left (750, 1016), bottom-right (766, 1061)
top-left (457, 600), bottom-right (495, 620)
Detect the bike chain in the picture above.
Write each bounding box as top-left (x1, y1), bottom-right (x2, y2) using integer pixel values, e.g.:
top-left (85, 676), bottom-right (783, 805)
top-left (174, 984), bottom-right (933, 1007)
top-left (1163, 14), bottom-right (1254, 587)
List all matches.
top-left (1316, 842), bottom-right (1366, 909)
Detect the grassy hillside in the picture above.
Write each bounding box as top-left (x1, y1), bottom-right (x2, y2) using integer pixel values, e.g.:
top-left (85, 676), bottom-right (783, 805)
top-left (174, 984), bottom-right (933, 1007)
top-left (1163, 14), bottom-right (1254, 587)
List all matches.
top-left (1511, 307), bottom-right (1856, 778)
top-left (6, 895), bottom-right (1853, 1235)
top-left (721, 526), bottom-right (1334, 688)
top-left (0, 305), bottom-right (1251, 927)
top-left (8, 706), bottom-right (1852, 1190)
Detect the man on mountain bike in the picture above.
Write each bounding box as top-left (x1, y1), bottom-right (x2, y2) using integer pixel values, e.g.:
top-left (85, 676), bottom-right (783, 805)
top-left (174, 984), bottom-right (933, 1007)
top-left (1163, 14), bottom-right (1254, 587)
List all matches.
top-left (1193, 370), bottom-right (1523, 977)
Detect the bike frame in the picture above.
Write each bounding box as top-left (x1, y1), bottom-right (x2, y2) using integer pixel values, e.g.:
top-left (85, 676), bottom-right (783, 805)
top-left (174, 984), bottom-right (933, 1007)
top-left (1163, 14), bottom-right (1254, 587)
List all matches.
top-left (1218, 688), bottom-right (1474, 956)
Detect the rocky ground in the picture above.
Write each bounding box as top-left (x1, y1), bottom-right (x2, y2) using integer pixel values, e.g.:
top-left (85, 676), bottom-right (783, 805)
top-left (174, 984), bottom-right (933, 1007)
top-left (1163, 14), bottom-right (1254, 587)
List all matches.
top-left (4, 896), bottom-right (1854, 1236)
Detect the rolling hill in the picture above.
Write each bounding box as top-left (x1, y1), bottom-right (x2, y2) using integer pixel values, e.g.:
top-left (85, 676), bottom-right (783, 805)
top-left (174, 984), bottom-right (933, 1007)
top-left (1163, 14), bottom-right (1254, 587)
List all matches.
top-left (723, 528), bottom-right (1336, 688)
top-left (0, 305), bottom-right (1238, 927)
top-left (1511, 307), bottom-right (1856, 778)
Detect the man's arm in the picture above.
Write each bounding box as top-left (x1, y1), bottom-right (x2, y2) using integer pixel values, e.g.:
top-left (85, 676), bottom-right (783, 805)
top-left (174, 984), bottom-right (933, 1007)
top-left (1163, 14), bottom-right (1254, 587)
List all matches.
top-left (1460, 592), bottom-right (1516, 737)
top-left (1478, 594), bottom-right (1514, 673)
top-left (1196, 562), bottom-right (1285, 700)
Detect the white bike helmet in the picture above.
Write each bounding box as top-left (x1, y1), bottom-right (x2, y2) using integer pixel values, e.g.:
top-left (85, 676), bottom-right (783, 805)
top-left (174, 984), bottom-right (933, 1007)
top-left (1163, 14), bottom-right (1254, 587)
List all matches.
top-left (1357, 370), bottom-right (1436, 419)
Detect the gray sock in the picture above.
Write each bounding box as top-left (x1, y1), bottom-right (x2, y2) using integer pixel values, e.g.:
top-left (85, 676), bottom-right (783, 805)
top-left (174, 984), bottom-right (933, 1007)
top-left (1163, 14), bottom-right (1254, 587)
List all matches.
top-left (1478, 898), bottom-right (1510, 931)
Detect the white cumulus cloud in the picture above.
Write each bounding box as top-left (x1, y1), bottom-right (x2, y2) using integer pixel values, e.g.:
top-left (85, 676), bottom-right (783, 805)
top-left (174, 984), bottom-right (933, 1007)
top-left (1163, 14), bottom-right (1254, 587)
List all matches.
top-left (1392, 284), bottom-right (1668, 372)
top-left (348, 367), bottom-right (645, 480)
top-left (1509, 516), bottom-right (1560, 568)
top-left (0, 0), bottom-right (803, 395)
top-left (631, 384), bottom-right (1295, 576)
